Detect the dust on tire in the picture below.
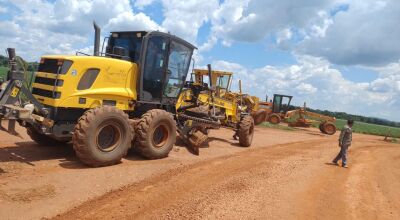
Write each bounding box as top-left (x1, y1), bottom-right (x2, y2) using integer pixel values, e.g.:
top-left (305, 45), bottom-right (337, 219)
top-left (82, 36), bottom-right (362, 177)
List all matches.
top-left (72, 106), bottom-right (132, 167)
top-left (134, 109), bottom-right (176, 159)
top-left (238, 115), bottom-right (255, 147)
top-left (269, 113), bottom-right (281, 124)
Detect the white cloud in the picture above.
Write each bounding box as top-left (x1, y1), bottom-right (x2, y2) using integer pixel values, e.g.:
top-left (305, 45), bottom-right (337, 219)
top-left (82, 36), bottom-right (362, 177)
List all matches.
top-left (299, 0), bottom-right (400, 66)
top-left (276, 28), bottom-right (293, 44)
top-left (0, 0), bottom-right (161, 60)
top-left (0, 5), bottom-right (7, 13)
top-left (0, 20), bottom-right (20, 37)
top-left (161, 0), bottom-right (219, 44)
top-left (106, 11), bottom-right (162, 31)
top-left (134, 0), bottom-right (156, 10)
top-left (296, 83), bottom-right (318, 94)
top-left (210, 0), bottom-right (334, 44)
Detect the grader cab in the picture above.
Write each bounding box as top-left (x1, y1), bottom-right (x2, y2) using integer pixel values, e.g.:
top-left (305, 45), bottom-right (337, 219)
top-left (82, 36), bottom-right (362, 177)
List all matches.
top-left (258, 94), bottom-right (293, 124)
top-left (0, 23), bottom-right (196, 167)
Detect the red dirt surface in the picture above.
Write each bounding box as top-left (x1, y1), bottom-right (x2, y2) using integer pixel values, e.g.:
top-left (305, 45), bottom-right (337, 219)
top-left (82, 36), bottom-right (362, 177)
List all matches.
top-left (0, 122), bottom-right (399, 220)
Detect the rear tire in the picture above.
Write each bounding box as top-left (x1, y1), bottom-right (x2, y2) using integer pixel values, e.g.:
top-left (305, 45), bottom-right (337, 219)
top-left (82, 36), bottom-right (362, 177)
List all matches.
top-left (72, 106), bottom-right (132, 167)
top-left (269, 113), bottom-right (281, 124)
top-left (27, 126), bottom-right (69, 146)
top-left (319, 123), bottom-right (326, 133)
top-left (238, 115), bottom-right (255, 147)
top-left (252, 109), bottom-right (267, 125)
top-left (135, 109), bottom-right (176, 159)
top-left (323, 122), bottom-right (336, 135)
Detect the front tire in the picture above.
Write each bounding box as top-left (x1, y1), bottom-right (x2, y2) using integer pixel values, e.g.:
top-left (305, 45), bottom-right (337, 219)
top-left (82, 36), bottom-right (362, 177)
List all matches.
top-left (72, 106), bottom-right (132, 167)
top-left (322, 122), bottom-right (336, 135)
top-left (238, 115), bottom-right (255, 147)
top-left (135, 109), bottom-right (176, 159)
top-left (269, 113), bottom-right (281, 124)
top-left (252, 109), bottom-right (267, 125)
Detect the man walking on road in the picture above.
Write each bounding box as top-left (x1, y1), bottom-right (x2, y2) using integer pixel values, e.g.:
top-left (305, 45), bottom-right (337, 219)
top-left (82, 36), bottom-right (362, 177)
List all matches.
top-left (332, 119), bottom-right (354, 168)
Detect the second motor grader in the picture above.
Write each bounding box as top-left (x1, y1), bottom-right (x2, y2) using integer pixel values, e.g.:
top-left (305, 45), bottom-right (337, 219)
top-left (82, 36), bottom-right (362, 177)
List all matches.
top-left (176, 65), bottom-right (255, 154)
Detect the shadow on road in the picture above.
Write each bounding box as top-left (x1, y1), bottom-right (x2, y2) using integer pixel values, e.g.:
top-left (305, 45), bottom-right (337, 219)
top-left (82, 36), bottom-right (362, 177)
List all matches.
top-left (0, 140), bottom-right (176, 169)
top-left (324, 162), bottom-right (340, 167)
top-left (208, 137), bottom-right (241, 147)
top-left (0, 141), bottom-right (75, 167)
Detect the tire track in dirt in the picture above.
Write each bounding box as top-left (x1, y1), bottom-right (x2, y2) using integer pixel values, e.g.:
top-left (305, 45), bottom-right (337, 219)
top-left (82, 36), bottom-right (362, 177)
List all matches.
top-left (55, 139), bottom-right (400, 220)
top-left (54, 139), bottom-right (328, 220)
top-left (345, 145), bottom-right (400, 220)
top-left (294, 143), bottom-right (400, 220)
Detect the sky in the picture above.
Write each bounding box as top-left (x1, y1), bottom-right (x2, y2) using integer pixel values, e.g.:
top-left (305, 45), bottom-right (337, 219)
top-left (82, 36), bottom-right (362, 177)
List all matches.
top-left (0, 0), bottom-right (399, 121)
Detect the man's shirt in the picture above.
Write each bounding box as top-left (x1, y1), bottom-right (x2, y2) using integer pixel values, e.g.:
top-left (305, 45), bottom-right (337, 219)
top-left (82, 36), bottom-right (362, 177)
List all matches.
top-left (339, 125), bottom-right (352, 146)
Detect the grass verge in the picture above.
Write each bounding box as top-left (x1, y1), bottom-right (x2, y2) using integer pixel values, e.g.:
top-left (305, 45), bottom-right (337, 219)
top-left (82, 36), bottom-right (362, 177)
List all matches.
top-left (259, 122), bottom-right (296, 131)
top-left (334, 119), bottom-right (400, 138)
top-left (0, 66), bottom-right (7, 79)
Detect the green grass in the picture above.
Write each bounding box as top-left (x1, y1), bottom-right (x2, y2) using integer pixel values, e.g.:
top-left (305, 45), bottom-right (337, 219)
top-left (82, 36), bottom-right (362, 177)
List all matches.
top-left (0, 66), bottom-right (7, 79)
top-left (331, 119), bottom-right (400, 138)
top-left (261, 118), bottom-right (400, 138)
top-left (260, 122), bottom-right (296, 131)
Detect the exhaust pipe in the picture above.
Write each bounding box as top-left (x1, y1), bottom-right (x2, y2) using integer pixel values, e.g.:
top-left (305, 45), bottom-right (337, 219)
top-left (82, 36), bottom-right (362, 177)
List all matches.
top-left (7, 48), bottom-right (17, 78)
top-left (93, 21), bottom-right (100, 56)
top-left (6, 48), bottom-right (22, 81)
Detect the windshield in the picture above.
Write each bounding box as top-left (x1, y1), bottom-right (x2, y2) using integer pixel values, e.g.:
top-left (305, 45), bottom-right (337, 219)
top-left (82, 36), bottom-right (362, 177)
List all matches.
top-left (107, 32), bottom-right (144, 62)
top-left (217, 74), bottom-right (231, 90)
top-left (164, 41), bottom-right (193, 98)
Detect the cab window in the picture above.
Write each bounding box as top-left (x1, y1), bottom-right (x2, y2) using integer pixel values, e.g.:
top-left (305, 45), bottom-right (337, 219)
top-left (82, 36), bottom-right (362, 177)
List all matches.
top-left (164, 41), bottom-right (192, 98)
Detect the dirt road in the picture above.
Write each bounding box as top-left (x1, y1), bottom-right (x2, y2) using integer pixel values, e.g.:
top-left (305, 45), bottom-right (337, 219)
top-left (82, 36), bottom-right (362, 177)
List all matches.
top-left (1, 123), bottom-right (399, 220)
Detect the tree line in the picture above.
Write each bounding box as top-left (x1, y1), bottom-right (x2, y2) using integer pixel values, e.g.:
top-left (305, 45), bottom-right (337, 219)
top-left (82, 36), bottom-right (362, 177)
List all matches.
top-left (0, 55), bottom-right (38, 72)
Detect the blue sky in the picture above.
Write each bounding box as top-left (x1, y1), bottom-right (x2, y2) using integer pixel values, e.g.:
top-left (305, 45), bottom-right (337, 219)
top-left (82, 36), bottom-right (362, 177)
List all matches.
top-left (0, 0), bottom-right (399, 121)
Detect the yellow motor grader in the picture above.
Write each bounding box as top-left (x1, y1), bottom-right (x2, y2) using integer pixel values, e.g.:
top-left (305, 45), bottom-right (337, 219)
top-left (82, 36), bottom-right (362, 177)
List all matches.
top-left (176, 66), bottom-right (255, 154)
top-left (0, 23), bottom-right (201, 167)
top-left (183, 68), bottom-right (265, 126)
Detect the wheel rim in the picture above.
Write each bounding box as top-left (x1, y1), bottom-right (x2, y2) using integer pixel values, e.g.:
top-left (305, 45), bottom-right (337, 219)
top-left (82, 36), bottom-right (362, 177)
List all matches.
top-left (325, 124), bottom-right (335, 134)
top-left (96, 122), bottom-right (122, 152)
top-left (270, 115), bottom-right (279, 124)
top-left (152, 124), bottom-right (169, 148)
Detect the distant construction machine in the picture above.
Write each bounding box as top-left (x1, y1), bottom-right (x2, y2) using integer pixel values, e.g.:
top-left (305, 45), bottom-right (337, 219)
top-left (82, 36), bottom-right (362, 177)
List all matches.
top-left (258, 94), bottom-right (337, 135)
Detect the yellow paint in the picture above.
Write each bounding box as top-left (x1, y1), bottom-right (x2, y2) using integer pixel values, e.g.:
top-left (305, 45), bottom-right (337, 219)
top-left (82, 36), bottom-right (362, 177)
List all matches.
top-left (10, 87), bottom-right (19, 97)
top-left (32, 55), bottom-right (137, 111)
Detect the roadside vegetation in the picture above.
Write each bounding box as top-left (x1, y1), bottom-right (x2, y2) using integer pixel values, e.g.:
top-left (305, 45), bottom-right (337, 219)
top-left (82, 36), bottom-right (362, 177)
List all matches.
top-left (260, 122), bottom-right (296, 131)
top-left (334, 119), bottom-right (400, 138)
top-left (0, 55), bottom-right (37, 88)
top-left (0, 66), bottom-right (7, 79)
top-left (261, 119), bottom-right (400, 139)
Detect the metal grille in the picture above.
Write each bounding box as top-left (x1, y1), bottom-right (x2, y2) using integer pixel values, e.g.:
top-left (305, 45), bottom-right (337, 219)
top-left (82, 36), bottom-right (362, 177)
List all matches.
top-left (34, 77), bottom-right (63, 87)
top-left (38, 59), bottom-right (60, 74)
top-left (32, 88), bottom-right (61, 99)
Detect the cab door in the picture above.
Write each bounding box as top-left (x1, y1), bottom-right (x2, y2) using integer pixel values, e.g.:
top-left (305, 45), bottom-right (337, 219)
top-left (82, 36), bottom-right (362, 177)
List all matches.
top-left (139, 34), bottom-right (169, 102)
top-left (162, 40), bottom-right (193, 102)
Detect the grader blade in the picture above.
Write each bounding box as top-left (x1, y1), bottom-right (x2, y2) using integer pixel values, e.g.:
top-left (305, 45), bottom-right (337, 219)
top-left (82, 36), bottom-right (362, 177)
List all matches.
top-left (187, 130), bottom-right (209, 155)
